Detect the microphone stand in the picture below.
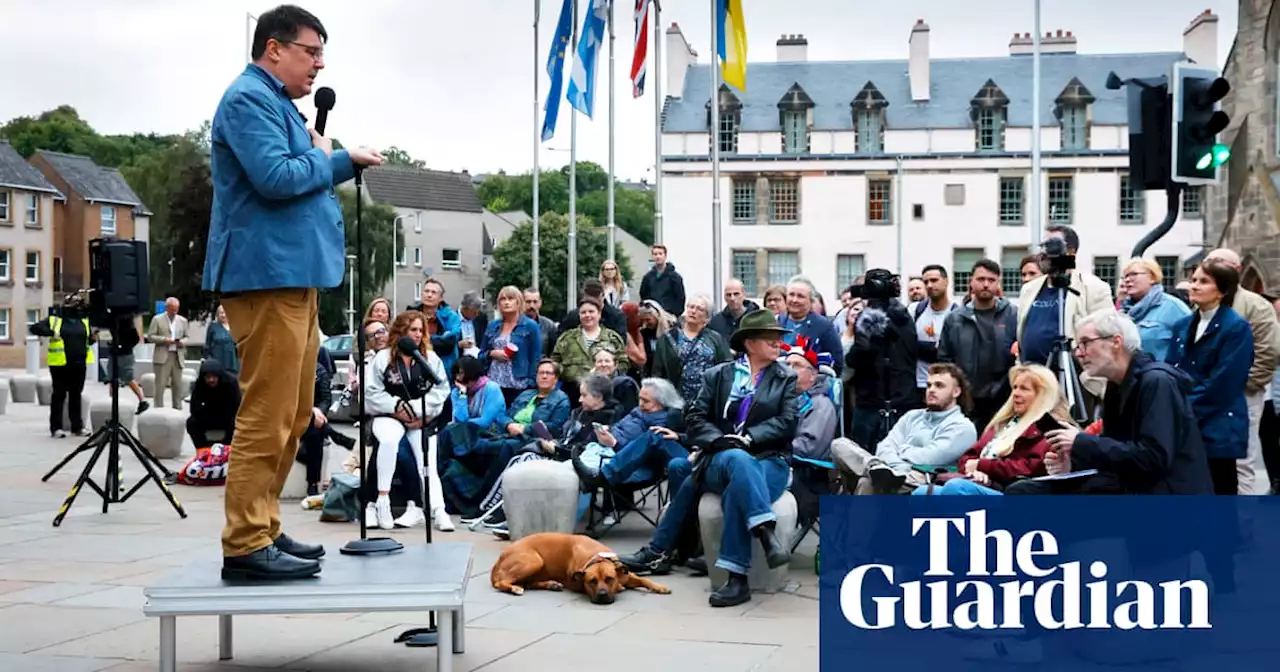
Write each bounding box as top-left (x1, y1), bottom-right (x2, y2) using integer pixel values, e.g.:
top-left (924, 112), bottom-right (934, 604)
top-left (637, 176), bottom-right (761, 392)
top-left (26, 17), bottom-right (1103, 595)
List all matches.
top-left (341, 165), bottom-right (404, 556)
top-left (396, 374), bottom-right (440, 647)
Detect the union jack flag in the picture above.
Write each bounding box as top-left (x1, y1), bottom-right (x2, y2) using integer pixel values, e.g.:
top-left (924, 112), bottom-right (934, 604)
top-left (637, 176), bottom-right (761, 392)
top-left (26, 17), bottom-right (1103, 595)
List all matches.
top-left (630, 0), bottom-right (650, 98)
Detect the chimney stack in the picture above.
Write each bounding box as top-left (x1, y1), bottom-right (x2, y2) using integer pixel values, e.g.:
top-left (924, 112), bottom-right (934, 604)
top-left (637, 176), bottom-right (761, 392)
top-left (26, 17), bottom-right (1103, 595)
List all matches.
top-left (1183, 10), bottom-right (1219, 70)
top-left (776, 34), bottom-right (809, 62)
top-left (666, 22), bottom-right (698, 98)
top-left (909, 19), bottom-right (930, 102)
top-left (1009, 28), bottom-right (1077, 56)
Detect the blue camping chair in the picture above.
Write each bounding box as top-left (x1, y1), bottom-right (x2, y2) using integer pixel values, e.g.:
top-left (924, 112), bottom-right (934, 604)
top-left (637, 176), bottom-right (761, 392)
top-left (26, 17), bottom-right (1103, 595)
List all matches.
top-left (788, 365), bottom-right (845, 553)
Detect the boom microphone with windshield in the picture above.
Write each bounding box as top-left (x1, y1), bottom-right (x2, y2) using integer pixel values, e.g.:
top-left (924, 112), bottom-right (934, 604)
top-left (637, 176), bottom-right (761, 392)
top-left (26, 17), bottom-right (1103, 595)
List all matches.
top-left (313, 86), bottom-right (335, 135)
top-left (397, 336), bottom-right (440, 386)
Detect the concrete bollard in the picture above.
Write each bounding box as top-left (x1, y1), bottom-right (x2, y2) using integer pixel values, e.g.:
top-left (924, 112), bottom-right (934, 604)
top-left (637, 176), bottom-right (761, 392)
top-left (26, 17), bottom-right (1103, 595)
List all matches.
top-left (0, 380), bottom-right (8, 415)
top-left (36, 376), bottom-right (53, 406)
top-left (61, 393), bottom-right (92, 431)
top-left (698, 491), bottom-right (799, 593)
top-left (90, 396), bottom-right (138, 432)
top-left (502, 460), bottom-right (580, 541)
top-left (140, 373), bottom-right (156, 398)
top-left (10, 374), bottom-right (37, 403)
top-left (25, 336), bottom-right (39, 374)
top-left (136, 408), bottom-right (186, 459)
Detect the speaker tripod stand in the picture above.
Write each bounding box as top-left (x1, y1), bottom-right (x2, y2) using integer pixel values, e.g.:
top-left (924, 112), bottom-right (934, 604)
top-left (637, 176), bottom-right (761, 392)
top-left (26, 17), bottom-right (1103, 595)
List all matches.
top-left (42, 335), bottom-right (188, 526)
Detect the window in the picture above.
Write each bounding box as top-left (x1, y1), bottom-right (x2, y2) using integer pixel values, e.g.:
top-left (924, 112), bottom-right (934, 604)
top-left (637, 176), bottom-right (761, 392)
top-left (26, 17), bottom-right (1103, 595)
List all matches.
top-left (25, 194), bottom-right (37, 225)
top-left (1156, 256), bottom-right (1180, 292)
top-left (1094, 256), bottom-right (1119, 295)
top-left (912, 204), bottom-right (924, 220)
top-left (1000, 247), bottom-right (1028, 295)
top-left (1182, 187), bottom-right (1203, 218)
top-left (442, 248), bottom-right (462, 269)
top-left (1060, 105), bottom-right (1088, 150)
top-left (782, 111), bottom-right (808, 154)
top-left (1119, 175), bottom-right (1144, 223)
top-left (396, 243), bottom-right (406, 267)
top-left (867, 179), bottom-right (892, 224)
top-left (976, 108), bottom-right (1004, 151)
top-left (0, 249), bottom-right (8, 281)
top-left (999, 177), bottom-right (1024, 225)
top-left (414, 216), bottom-right (422, 233)
top-left (944, 184), bottom-right (965, 206)
top-left (768, 179), bottom-right (798, 224)
top-left (836, 254), bottom-right (865, 294)
top-left (854, 109), bottom-right (884, 154)
top-left (0, 192), bottom-right (8, 221)
top-left (413, 246), bottom-right (422, 267)
top-left (0, 309), bottom-right (9, 341)
top-left (100, 206), bottom-right (116, 235)
top-left (732, 251), bottom-right (758, 296)
top-left (26, 309), bottom-right (39, 328)
top-left (1048, 176), bottom-right (1073, 223)
top-left (953, 248), bottom-right (985, 294)
top-left (413, 281), bottom-right (422, 298)
top-left (732, 179), bottom-right (756, 223)
top-left (25, 251), bottom-right (39, 283)
top-left (716, 114), bottom-right (738, 154)
top-left (767, 251), bottom-right (799, 286)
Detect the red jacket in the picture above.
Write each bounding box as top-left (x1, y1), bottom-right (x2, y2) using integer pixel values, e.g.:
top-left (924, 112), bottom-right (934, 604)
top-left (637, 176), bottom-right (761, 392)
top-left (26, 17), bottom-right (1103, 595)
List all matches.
top-left (956, 423), bottom-right (1052, 486)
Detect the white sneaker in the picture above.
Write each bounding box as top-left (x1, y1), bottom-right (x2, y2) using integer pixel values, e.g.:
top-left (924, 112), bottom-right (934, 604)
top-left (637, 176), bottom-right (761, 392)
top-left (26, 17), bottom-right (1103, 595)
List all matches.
top-left (394, 502), bottom-right (426, 528)
top-left (432, 507), bottom-right (455, 532)
top-left (365, 503), bottom-right (378, 528)
top-left (374, 497), bottom-right (394, 530)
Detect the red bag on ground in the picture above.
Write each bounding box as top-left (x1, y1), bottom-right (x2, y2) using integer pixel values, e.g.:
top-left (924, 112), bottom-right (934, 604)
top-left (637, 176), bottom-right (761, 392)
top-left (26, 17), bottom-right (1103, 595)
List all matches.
top-left (177, 444), bottom-right (231, 486)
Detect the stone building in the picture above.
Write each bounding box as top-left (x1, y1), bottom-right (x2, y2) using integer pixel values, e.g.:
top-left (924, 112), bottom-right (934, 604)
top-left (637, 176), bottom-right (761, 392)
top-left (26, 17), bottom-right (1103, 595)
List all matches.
top-left (1207, 3), bottom-right (1280, 292)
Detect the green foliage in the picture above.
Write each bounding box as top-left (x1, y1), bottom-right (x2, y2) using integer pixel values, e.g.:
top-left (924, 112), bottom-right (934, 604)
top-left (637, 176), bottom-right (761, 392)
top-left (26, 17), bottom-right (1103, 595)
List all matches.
top-left (163, 161), bottom-right (216, 318)
top-left (0, 106), bottom-right (177, 167)
top-left (382, 145), bottom-right (426, 169)
top-left (477, 162), bottom-right (653, 244)
top-left (317, 188), bottom-right (401, 336)
top-left (486, 212), bottom-right (632, 317)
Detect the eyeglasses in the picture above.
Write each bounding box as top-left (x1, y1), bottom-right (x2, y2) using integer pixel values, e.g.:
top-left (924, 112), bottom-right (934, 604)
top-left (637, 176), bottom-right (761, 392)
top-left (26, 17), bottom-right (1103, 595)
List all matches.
top-left (1074, 336), bottom-right (1106, 353)
top-left (279, 40), bottom-right (324, 60)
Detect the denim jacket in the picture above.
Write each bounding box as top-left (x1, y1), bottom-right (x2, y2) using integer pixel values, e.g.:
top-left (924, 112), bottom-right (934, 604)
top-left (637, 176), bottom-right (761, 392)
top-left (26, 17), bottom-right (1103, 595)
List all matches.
top-left (479, 315), bottom-right (543, 382)
top-left (204, 64), bottom-right (355, 293)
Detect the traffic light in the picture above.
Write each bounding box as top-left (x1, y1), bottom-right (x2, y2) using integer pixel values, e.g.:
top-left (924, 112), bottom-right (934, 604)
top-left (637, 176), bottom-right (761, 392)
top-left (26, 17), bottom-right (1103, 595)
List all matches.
top-left (1171, 62), bottom-right (1230, 184)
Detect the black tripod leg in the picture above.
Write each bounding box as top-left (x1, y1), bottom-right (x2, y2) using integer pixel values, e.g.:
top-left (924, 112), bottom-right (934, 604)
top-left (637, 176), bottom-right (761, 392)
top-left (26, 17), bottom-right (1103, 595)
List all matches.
top-left (53, 433), bottom-right (110, 527)
top-left (117, 428), bottom-right (188, 519)
top-left (42, 425), bottom-right (109, 482)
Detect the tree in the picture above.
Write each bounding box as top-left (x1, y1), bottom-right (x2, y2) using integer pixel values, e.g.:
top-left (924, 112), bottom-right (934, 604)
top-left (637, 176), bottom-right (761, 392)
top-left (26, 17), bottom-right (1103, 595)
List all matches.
top-left (317, 188), bottom-right (401, 335)
top-left (0, 106), bottom-right (177, 166)
top-left (578, 187), bottom-right (655, 248)
top-left (162, 161), bottom-right (216, 318)
top-left (382, 145), bottom-right (426, 169)
top-left (476, 164), bottom-right (653, 244)
top-left (486, 212), bottom-right (633, 317)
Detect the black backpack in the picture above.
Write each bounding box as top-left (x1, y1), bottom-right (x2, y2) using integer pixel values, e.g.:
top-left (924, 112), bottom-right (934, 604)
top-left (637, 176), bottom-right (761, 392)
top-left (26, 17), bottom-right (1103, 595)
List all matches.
top-left (913, 300), bottom-right (958, 322)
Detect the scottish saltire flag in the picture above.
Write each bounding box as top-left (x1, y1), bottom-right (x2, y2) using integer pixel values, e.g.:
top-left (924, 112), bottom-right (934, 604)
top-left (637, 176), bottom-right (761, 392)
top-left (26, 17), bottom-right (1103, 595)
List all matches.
top-left (716, 0), bottom-right (747, 91)
top-left (629, 0), bottom-right (650, 98)
top-left (566, 0), bottom-right (609, 118)
top-left (541, 0), bottom-right (575, 142)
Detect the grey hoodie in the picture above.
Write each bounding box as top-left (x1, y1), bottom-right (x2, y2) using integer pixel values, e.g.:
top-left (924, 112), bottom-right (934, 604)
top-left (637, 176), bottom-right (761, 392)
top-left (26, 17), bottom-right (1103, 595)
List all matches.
top-left (792, 374), bottom-right (839, 460)
top-left (875, 405), bottom-right (977, 473)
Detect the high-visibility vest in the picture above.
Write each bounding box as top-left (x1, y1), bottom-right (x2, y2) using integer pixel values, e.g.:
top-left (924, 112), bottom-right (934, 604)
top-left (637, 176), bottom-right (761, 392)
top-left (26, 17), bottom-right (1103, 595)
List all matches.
top-left (48, 316), bottom-right (95, 367)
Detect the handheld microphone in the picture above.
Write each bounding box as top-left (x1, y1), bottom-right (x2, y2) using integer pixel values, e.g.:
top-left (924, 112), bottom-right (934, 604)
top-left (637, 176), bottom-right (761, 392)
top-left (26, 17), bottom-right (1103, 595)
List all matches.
top-left (313, 87), bottom-right (336, 135)
top-left (397, 336), bottom-right (440, 385)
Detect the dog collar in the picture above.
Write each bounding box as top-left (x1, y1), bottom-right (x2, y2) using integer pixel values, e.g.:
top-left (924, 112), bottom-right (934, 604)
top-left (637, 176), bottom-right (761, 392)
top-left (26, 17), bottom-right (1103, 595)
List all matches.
top-left (580, 551), bottom-right (619, 573)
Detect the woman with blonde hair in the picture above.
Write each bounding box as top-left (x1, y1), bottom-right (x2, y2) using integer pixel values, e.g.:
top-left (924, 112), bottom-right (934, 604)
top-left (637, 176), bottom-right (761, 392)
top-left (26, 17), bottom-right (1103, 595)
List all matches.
top-left (599, 260), bottom-right (630, 307)
top-left (913, 364), bottom-right (1074, 495)
top-left (1119, 257), bottom-right (1190, 361)
top-left (478, 285), bottom-right (543, 405)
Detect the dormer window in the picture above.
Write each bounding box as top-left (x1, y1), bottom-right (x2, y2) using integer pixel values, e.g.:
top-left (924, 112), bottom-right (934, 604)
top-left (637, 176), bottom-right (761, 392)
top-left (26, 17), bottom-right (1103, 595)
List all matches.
top-left (851, 81), bottom-right (888, 154)
top-left (777, 83), bottom-right (814, 154)
top-left (970, 80), bottom-right (1009, 152)
top-left (706, 84), bottom-right (742, 155)
top-left (1055, 77), bottom-right (1095, 151)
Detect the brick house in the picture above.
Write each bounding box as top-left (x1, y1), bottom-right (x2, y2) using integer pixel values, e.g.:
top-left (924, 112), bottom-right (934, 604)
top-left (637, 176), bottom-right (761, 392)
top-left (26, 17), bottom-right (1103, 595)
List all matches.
top-left (1206, 3), bottom-right (1280, 292)
top-left (28, 151), bottom-right (151, 299)
top-left (0, 141), bottom-right (60, 368)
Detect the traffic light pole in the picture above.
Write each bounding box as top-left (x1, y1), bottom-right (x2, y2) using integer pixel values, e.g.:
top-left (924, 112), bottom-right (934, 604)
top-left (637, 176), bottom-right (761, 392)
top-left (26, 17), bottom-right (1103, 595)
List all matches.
top-left (1131, 182), bottom-right (1182, 258)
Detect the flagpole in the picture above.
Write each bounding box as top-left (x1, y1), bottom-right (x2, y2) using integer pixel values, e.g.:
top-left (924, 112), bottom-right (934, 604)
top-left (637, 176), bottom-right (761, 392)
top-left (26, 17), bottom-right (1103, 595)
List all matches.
top-left (532, 0), bottom-right (542, 289)
top-left (1031, 0), bottom-right (1043, 247)
top-left (710, 0), bottom-right (723, 311)
top-left (606, 0), bottom-right (617, 260)
top-left (245, 13), bottom-right (255, 63)
top-left (568, 0), bottom-right (579, 305)
top-left (652, 0), bottom-right (663, 245)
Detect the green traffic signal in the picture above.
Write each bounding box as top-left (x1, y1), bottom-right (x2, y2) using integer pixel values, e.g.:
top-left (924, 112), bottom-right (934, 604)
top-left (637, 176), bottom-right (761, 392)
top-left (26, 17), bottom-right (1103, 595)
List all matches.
top-left (1196, 152), bottom-right (1212, 170)
top-left (1193, 144), bottom-right (1230, 171)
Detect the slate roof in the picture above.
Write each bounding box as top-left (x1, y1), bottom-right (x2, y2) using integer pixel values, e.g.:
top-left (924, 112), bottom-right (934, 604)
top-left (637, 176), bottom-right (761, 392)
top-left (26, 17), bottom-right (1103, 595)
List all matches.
top-left (0, 141), bottom-right (61, 194)
top-left (662, 52), bottom-right (1186, 133)
top-left (362, 166), bottom-right (484, 213)
top-left (35, 150), bottom-right (151, 214)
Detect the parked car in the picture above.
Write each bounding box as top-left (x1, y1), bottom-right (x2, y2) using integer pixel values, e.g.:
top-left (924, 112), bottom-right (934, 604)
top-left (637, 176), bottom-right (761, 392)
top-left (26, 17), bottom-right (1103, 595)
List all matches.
top-left (322, 333), bottom-right (353, 362)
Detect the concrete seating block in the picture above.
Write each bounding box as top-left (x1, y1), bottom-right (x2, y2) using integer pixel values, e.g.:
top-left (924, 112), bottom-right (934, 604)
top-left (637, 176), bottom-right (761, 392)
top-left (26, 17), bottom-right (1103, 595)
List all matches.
top-left (140, 373), bottom-right (156, 398)
top-left (61, 393), bottom-right (92, 431)
top-left (90, 397), bottom-right (137, 432)
top-left (134, 359), bottom-right (153, 377)
top-left (698, 490), bottom-right (799, 594)
top-left (36, 376), bottom-right (53, 406)
top-left (502, 459), bottom-right (580, 541)
top-left (182, 372), bottom-right (197, 398)
top-left (0, 380), bottom-right (8, 415)
top-left (9, 374), bottom-right (37, 403)
top-left (136, 408), bottom-right (186, 459)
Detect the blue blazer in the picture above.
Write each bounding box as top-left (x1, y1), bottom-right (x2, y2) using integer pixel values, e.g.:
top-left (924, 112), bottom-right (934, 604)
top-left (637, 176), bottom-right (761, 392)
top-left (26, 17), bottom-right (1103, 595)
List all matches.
top-left (204, 64), bottom-right (355, 293)
top-left (479, 315), bottom-right (543, 382)
top-left (1166, 307), bottom-right (1255, 459)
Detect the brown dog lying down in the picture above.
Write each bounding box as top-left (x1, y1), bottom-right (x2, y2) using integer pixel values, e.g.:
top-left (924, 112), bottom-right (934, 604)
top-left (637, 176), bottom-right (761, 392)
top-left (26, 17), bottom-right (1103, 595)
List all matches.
top-left (491, 532), bottom-right (671, 604)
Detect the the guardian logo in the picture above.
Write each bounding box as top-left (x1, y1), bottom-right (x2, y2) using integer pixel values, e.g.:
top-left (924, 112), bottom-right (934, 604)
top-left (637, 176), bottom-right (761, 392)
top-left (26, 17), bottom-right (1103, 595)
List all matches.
top-left (840, 511), bottom-right (1212, 631)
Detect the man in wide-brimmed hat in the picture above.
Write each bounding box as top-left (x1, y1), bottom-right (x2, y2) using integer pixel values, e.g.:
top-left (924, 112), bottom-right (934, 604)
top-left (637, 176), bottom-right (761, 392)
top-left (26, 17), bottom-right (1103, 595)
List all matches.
top-left (621, 309), bottom-right (799, 608)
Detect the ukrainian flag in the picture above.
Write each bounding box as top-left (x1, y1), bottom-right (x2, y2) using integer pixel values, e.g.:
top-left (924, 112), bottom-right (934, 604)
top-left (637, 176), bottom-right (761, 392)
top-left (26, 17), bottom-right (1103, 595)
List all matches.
top-left (717, 0), bottom-right (747, 91)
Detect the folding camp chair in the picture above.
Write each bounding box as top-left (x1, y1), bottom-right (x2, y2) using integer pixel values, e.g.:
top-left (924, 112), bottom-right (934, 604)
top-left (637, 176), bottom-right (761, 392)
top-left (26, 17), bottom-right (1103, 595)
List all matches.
top-left (787, 365), bottom-right (846, 553)
top-left (576, 440), bottom-right (669, 538)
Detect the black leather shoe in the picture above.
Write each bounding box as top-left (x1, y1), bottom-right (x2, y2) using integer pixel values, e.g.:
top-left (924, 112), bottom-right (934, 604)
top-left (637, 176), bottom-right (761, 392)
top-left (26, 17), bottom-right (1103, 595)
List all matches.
top-left (330, 431), bottom-right (356, 450)
top-left (869, 466), bottom-right (907, 494)
top-left (685, 556), bottom-right (709, 576)
top-left (273, 533), bottom-right (326, 560)
top-left (571, 451), bottom-right (608, 492)
top-left (709, 572), bottom-right (751, 607)
top-left (754, 523), bottom-right (791, 569)
top-left (222, 545), bottom-right (320, 580)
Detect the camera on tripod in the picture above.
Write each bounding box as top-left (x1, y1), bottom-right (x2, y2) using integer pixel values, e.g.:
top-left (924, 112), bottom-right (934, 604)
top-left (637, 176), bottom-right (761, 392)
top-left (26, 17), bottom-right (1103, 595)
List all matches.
top-left (847, 268), bottom-right (900, 302)
top-left (1041, 236), bottom-right (1077, 288)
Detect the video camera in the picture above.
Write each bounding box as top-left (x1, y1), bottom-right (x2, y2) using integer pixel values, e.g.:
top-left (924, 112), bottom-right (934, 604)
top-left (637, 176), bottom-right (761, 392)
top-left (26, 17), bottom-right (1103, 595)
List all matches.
top-left (1042, 236), bottom-right (1077, 287)
top-left (847, 268), bottom-right (900, 302)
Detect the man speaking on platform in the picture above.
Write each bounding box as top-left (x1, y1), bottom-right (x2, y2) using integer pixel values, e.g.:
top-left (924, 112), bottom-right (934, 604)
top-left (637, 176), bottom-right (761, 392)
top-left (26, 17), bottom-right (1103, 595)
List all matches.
top-left (204, 4), bottom-right (384, 580)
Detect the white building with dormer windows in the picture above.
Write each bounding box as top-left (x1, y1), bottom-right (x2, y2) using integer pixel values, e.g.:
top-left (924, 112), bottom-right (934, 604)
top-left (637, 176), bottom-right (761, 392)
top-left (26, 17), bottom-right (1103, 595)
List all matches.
top-left (657, 12), bottom-right (1221, 302)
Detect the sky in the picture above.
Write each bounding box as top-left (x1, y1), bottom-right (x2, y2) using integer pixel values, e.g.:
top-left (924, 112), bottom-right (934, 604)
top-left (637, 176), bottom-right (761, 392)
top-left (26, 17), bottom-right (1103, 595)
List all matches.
top-left (0, 0), bottom-right (1238, 182)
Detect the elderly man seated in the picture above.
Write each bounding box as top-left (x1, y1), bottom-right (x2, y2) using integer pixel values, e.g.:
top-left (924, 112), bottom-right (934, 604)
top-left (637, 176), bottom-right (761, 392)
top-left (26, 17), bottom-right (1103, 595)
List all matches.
top-left (621, 310), bottom-right (799, 608)
top-left (781, 337), bottom-right (839, 462)
top-left (830, 363), bottom-right (977, 494)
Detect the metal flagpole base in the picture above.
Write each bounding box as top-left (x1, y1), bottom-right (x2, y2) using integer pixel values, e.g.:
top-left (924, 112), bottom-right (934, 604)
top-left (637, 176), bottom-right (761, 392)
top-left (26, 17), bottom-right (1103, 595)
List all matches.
top-left (339, 537), bottom-right (404, 555)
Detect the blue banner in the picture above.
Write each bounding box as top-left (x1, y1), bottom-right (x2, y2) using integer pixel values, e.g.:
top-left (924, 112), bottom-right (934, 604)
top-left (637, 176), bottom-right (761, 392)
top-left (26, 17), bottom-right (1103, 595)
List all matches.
top-left (819, 495), bottom-right (1278, 670)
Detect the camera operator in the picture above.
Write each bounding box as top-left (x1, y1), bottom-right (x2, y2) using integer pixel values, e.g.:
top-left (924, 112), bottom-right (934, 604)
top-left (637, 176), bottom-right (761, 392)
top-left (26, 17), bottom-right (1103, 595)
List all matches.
top-left (843, 269), bottom-right (920, 452)
top-left (31, 294), bottom-right (97, 438)
top-left (1016, 225), bottom-right (1115, 415)
top-left (107, 316), bottom-right (150, 416)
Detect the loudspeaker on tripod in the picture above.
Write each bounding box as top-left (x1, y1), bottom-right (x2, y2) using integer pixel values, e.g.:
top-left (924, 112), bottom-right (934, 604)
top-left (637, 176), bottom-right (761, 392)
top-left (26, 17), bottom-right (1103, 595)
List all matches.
top-left (88, 238), bottom-right (150, 326)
